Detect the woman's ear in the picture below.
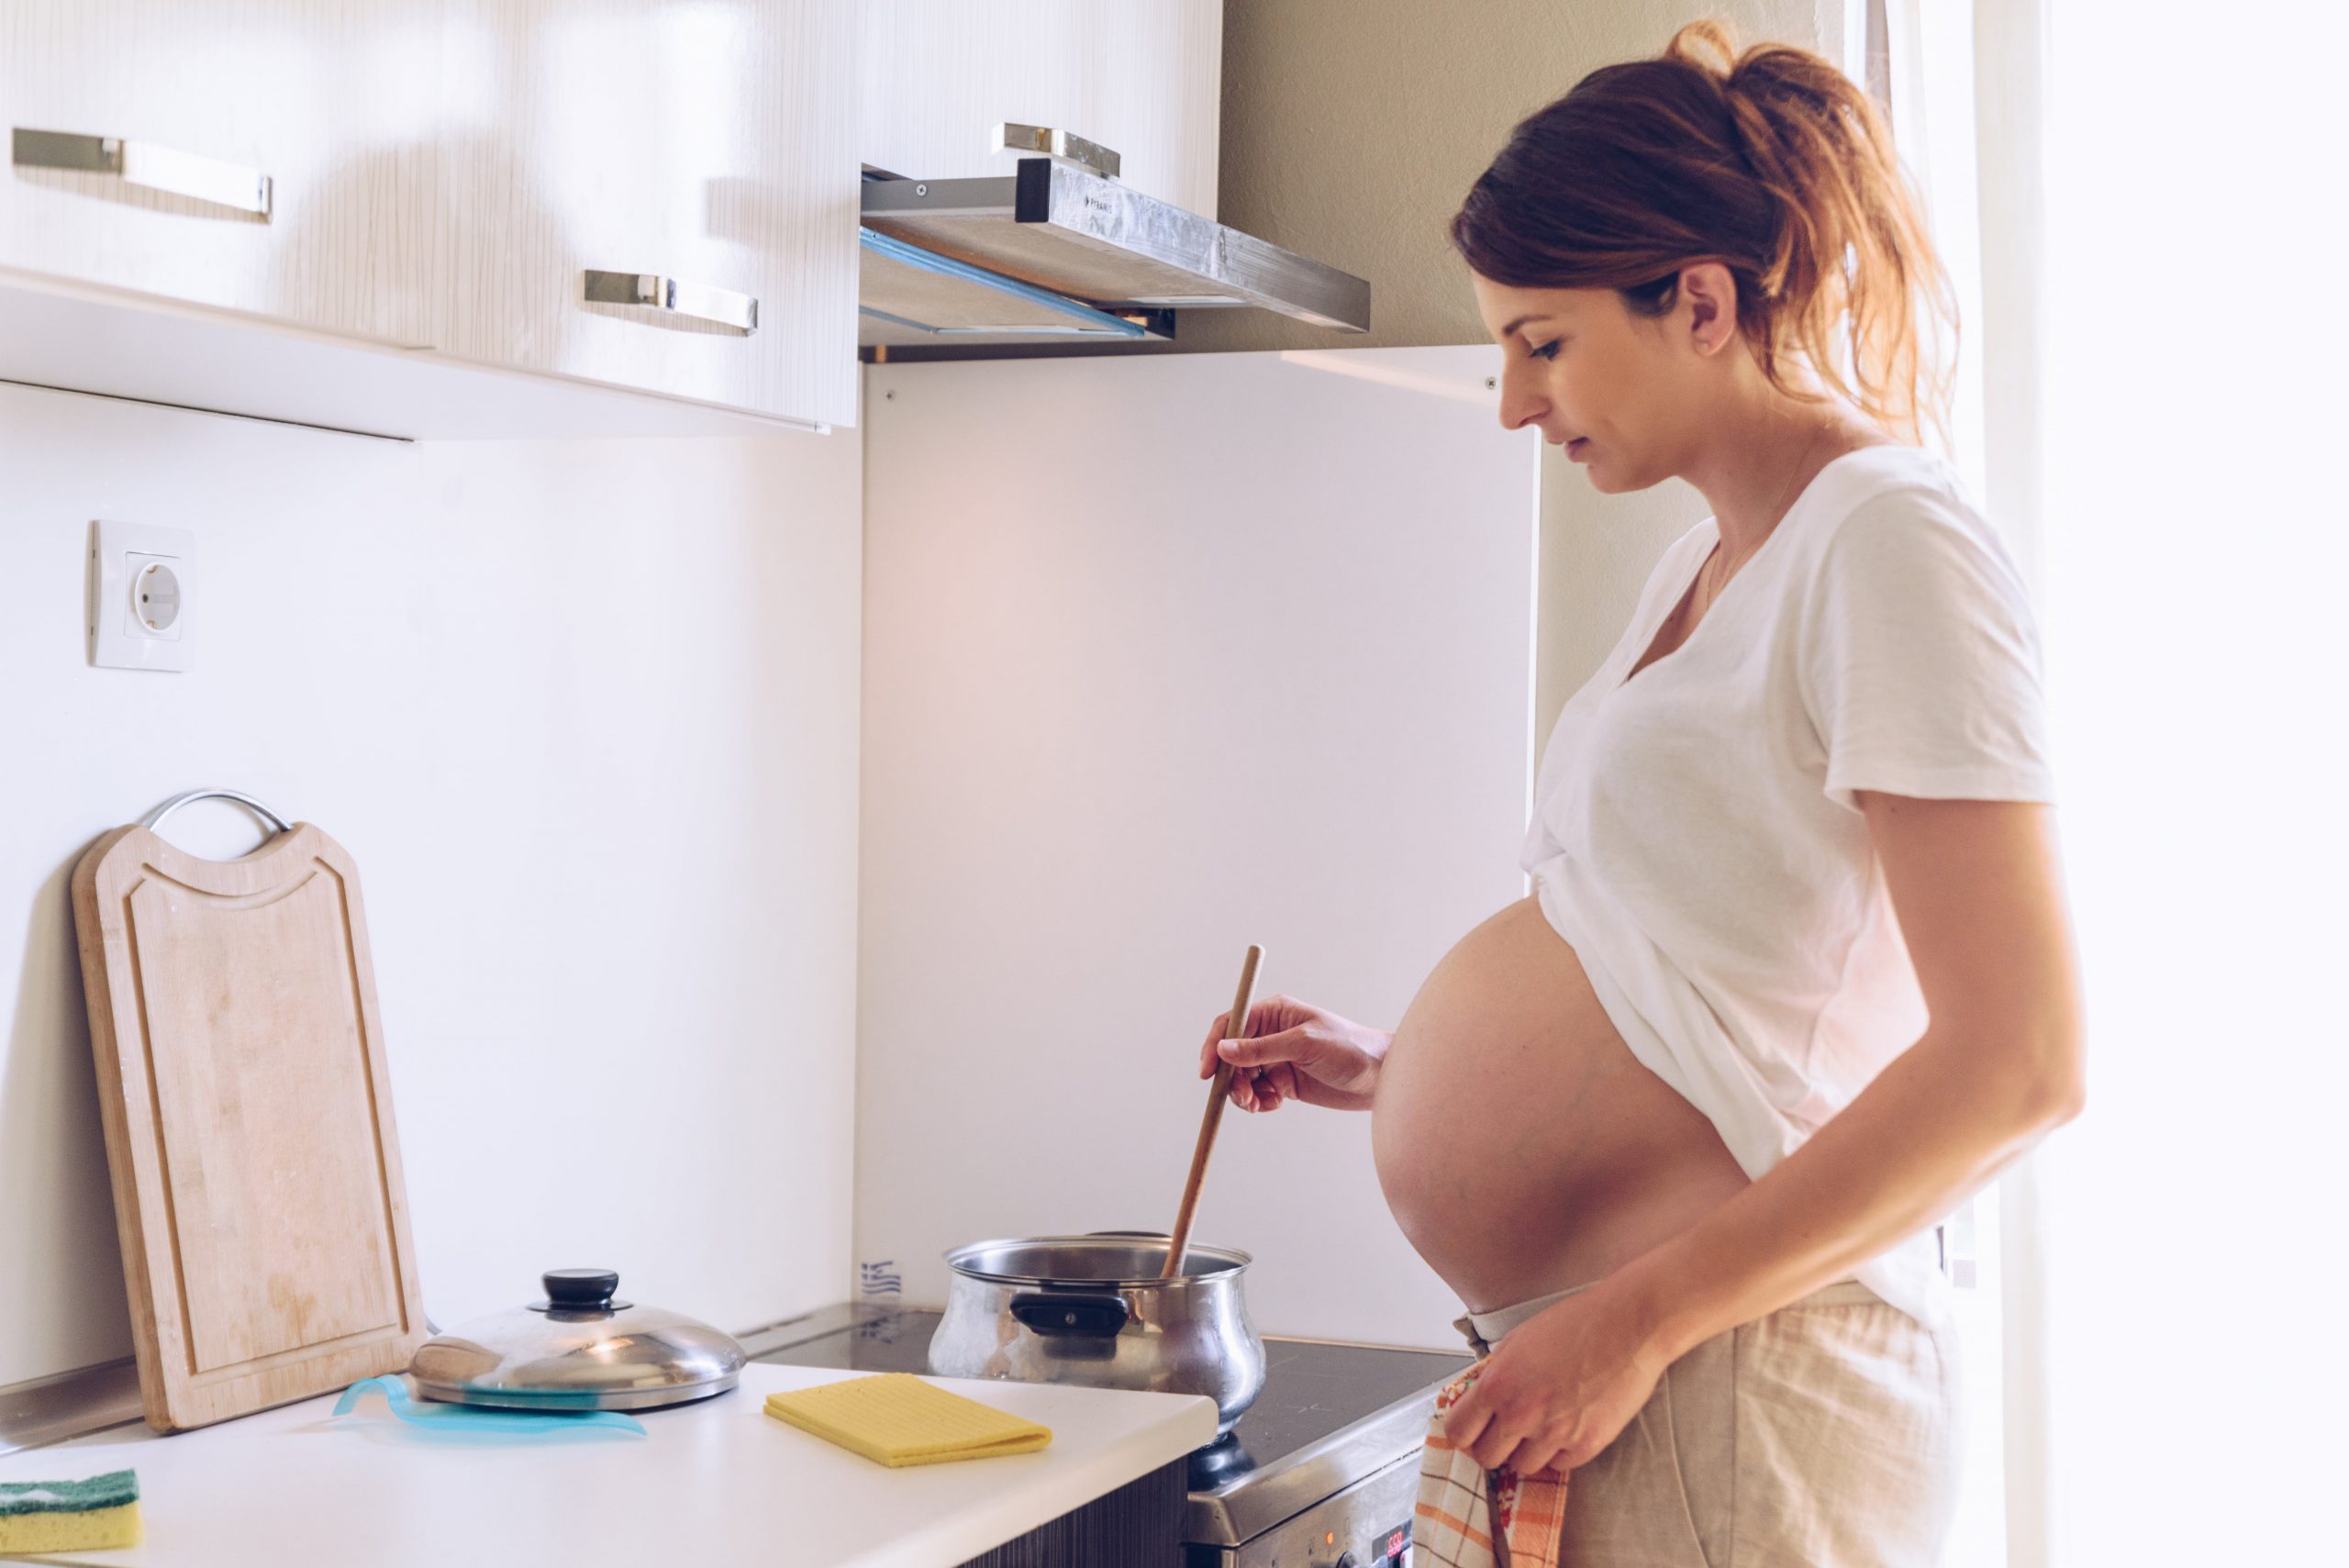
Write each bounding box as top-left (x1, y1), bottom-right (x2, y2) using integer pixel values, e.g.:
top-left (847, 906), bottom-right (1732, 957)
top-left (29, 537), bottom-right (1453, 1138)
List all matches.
top-left (1677, 261), bottom-right (1740, 354)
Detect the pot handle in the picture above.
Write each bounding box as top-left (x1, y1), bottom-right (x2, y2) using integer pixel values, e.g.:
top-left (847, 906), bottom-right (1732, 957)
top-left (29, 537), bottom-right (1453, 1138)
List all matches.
top-left (1009, 1292), bottom-right (1130, 1339)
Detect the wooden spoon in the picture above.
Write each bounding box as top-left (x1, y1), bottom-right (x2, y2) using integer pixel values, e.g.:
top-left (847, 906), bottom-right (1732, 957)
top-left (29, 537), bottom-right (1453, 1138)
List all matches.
top-left (1162, 944), bottom-right (1264, 1280)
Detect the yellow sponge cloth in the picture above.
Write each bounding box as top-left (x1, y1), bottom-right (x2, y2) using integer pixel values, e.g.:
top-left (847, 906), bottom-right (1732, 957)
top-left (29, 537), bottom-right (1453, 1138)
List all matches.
top-left (0, 1469), bottom-right (142, 1552)
top-left (763, 1373), bottom-right (1052, 1467)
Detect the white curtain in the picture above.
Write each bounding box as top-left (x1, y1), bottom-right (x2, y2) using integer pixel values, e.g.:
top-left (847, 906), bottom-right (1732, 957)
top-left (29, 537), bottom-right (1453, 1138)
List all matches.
top-left (1862, 5), bottom-right (2030, 1562)
top-left (2032, 1), bottom-right (2347, 1563)
top-left (1885, 2), bottom-right (2349, 1563)
top-left (1963, 9), bottom-right (2061, 1561)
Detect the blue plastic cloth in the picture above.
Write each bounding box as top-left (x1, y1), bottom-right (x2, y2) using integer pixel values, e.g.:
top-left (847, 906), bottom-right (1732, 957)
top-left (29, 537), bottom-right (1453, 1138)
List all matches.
top-left (332, 1376), bottom-right (646, 1440)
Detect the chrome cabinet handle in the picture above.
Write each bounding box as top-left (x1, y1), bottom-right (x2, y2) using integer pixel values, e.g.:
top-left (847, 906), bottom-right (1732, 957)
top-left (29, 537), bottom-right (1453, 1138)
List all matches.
top-left (582, 270), bottom-right (759, 335)
top-left (993, 123), bottom-right (1121, 181)
top-left (12, 128), bottom-right (272, 217)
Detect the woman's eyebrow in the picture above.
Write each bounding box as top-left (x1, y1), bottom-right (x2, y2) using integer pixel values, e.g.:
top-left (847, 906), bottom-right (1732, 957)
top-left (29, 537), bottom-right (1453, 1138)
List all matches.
top-left (1499, 313), bottom-right (1556, 338)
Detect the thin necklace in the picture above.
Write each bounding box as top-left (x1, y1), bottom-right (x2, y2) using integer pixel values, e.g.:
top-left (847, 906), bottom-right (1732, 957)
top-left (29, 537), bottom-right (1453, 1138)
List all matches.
top-left (1696, 419), bottom-right (1837, 608)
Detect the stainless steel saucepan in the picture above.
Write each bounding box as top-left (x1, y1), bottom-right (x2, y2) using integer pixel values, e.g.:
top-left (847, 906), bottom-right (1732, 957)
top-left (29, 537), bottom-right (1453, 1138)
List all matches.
top-left (927, 1231), bottom-right (1265, 1433)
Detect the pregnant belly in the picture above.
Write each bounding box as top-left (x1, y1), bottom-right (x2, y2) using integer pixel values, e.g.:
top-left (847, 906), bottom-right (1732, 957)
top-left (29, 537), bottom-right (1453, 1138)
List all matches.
top-left (1370, 896), bottom-right (1752, 1314)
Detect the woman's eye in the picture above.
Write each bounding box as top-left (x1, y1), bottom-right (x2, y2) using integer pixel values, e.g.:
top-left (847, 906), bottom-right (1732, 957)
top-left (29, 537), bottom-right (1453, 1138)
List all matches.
top-left (1531, 339), bottom-right (1561, 361)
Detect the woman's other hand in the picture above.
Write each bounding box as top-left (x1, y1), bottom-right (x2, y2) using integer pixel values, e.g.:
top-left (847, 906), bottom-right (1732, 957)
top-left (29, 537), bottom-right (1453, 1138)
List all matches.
top-left (1196, 995), bottom-right (1391, 1113)
top-left (1440, 1281), bottom-right (1670, 1477)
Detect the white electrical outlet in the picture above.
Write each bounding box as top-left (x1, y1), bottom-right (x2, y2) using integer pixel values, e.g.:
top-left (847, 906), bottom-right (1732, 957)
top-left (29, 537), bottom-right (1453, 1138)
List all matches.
top-left (89, 519), bottom-right (195, 672)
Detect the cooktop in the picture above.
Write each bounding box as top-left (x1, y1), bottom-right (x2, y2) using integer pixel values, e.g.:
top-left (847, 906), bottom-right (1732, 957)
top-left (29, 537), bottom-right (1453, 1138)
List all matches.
top-left (742, 1306), bottom-right (1473, 1552)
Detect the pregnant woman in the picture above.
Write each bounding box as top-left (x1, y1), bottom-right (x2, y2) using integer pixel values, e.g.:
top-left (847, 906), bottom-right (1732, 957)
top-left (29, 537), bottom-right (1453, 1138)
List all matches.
top-left (1197, 22), bottom-right (2084, 1566)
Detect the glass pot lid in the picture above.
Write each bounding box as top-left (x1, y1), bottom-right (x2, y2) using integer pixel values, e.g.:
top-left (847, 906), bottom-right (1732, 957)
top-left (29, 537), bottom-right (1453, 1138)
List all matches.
top-left (408, 1269), bottom-right (745, 1412)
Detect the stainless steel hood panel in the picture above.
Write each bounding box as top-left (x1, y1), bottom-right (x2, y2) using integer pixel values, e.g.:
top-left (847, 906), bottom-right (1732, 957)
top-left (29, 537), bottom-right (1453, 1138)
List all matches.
top-left (857, 226), bottom-right (1170, 349)
top-left (861, 158), bottom-right (1370, 334)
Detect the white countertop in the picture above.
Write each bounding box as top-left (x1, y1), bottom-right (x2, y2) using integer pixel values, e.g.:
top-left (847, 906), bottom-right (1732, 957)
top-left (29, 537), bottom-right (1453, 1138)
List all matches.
top-left (0, 1365), bottom-right (1219, 1568)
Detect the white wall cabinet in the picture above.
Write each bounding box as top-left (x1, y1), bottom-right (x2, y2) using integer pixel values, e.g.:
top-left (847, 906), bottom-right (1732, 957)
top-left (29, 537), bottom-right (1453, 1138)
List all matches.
top-left (0, 0), bottom-right (440, 350)
top-left (1, 0), bottom-right (859, 434)
top-left (858, 0), bottom-right (1221, 218)
top-left (436, 0), bottom-right (858, 428)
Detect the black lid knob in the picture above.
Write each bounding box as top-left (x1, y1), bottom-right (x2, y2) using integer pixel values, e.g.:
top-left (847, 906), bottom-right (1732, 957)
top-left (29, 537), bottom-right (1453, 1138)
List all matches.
top-left (542, 1269), bottom-right (619, 1309)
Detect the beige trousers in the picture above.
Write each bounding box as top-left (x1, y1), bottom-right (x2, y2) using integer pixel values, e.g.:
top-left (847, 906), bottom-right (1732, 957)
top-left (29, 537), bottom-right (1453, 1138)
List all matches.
top-left (1451, 1276), bottom-right (1962, 1568)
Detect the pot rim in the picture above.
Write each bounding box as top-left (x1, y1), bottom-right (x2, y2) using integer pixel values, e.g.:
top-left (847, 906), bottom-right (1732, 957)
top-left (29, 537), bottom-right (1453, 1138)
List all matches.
top-left (943, 1232), bottom-right (1254, 1289)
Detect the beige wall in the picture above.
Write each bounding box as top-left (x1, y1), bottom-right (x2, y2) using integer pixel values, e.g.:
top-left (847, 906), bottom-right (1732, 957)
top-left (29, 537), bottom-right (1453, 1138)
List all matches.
top-left (1191, 0), bottom-right (1844, 728)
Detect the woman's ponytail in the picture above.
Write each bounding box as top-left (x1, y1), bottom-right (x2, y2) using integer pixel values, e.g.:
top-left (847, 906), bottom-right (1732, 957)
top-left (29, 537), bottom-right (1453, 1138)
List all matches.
top-left (1452, 18), bottom-right (1956, 447)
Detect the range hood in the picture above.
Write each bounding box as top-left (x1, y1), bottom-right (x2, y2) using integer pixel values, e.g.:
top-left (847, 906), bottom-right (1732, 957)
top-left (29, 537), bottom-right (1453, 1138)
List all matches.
top-left (859, 226), bottom-right (1174, 348)
top-left (858, 131), bottom-right (1371, 352)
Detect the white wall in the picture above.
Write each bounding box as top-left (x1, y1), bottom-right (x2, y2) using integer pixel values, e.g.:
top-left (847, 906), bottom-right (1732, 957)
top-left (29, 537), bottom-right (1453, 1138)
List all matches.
top-left (0, 384), bottom-right (863, 1387)
top-left (853, 347), bottom-right (1538, 1349)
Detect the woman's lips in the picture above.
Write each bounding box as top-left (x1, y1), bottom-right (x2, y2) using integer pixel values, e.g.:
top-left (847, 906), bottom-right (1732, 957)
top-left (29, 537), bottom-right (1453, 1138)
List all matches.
top-left (1564, 437), bottom-right (1590, 459)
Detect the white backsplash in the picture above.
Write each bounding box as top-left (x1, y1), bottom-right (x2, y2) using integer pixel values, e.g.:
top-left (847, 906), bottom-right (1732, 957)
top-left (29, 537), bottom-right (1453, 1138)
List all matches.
top-left (0, 384), bottom-right (863, 1386)
top-left (852, 347), bottom-right (1540, 1350)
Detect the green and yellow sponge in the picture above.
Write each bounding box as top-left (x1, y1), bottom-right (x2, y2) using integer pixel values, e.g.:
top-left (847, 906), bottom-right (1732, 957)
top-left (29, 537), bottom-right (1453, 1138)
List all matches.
top-left (0, 1468), bottom-right (141, 1552)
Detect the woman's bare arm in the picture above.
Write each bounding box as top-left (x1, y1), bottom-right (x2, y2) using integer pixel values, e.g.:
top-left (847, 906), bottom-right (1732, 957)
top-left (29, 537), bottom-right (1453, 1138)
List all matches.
top-left (1611, 794), bottom-right (2086, 1362)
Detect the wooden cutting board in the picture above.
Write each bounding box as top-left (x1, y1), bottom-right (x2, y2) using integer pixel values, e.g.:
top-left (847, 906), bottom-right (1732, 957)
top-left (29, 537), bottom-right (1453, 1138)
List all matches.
top-left (71, 814), bottom-right (427, 1431)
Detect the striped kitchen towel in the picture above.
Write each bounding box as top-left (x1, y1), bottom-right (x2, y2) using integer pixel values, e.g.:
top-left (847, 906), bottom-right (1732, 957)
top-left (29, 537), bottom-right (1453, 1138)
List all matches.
top-left (1413, 1363), bottom-right (1566, 1567)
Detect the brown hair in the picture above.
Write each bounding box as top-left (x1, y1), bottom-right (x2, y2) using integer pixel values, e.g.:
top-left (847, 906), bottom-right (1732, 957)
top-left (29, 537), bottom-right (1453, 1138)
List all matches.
top-left (1451, 18), bottom-right (1955, 447)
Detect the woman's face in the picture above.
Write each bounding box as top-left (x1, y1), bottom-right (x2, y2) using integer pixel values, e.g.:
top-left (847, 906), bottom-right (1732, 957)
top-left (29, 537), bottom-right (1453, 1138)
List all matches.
top-left (1471, 267), bottom-right (1729, 494)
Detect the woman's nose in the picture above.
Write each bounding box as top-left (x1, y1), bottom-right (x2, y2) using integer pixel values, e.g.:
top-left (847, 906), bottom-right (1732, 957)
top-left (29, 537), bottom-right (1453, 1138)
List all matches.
top-left (1497, 373), bottom-right (1547, 432)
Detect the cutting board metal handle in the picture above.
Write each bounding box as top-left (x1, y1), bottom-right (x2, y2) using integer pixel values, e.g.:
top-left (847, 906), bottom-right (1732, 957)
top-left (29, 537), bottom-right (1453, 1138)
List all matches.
top-left (139, 787), bottom-right (293, 840)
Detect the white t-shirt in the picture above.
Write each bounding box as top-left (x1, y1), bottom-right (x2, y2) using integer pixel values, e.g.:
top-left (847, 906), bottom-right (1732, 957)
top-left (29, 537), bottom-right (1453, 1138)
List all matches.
top-left (1520, 442), bottom-right (2057, 1330)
